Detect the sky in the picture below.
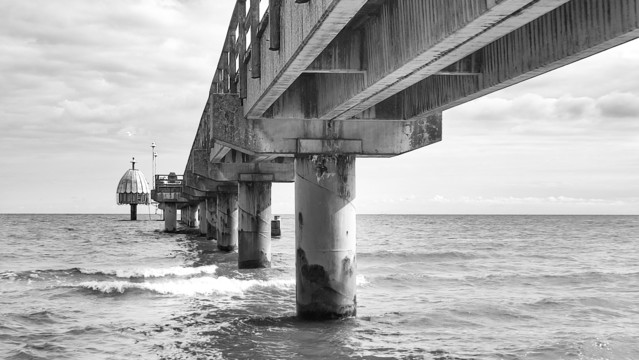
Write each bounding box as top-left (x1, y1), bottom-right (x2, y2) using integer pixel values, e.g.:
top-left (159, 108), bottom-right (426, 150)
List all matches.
top-left (1, 0), bottom-right (638, 215)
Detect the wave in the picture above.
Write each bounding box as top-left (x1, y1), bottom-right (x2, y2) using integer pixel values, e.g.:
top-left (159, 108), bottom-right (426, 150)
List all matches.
top-left (376, 269), bottom-right (639, 285)
top-left (0, 272), bottom-right (18, 280)
top-left (77, 265), bottom-right (219, 278)
top-left (78, 276), bottom-right (295, 296)
top-left (360, 250), bottom-right (483, 262)
top-left (78, 274), bottom-right (369, 296)
top-left (0, 265), bottom-right (218, 281)
top-left (356, 274), bottom-right (370, 286)
top-left (467, 270), bottom-right (639, 283)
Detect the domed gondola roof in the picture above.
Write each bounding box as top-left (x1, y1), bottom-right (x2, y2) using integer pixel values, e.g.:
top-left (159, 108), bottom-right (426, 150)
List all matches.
top-left (116, 158), bottom-right (150, 205)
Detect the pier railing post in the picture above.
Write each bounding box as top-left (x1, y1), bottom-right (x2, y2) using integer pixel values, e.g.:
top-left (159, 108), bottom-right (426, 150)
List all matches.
top-left (249, 0), bottom-right (261, 78)
top-left (238, 181), bottom-right (272, 268)
top-left (269, 0), bottom-right (282, 51)
top-left (295, 155), bottom-right (357, 319)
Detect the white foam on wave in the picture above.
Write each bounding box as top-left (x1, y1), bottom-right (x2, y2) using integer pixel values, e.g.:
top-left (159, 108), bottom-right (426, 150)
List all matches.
top-left (78, 265), bottom-right (218, 278)
top-left (78, 276), bottom-right (295, 296)
top-left (0, 272), bottom-right (18, 280)
top-left (356, 274), bottom-right (369, 286)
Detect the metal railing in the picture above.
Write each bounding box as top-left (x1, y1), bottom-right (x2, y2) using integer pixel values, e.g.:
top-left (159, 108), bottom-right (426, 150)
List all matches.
top-left (155, 174), bottom-right (183, 188)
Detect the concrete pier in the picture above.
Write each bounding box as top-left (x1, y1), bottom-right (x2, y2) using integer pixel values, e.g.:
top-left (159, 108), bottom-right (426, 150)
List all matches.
top-left (164, 203), bottom-right (177, 232)
top-left (198, 201), bottom-right (207, 235)
top-left (157, 0), bottom-right (639, 321)
top-left (206, 196), bottom-right (217, 240)
top-left (217, 192), bottom-right (238, 251)
top-left (238, 182), bottom-right (272, 269)
top-left (295, 155), bottom-right (357, 319)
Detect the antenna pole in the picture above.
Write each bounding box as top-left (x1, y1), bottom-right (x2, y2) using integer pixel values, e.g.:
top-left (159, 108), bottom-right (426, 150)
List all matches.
top-left (151, 142), bottom-right (156, 189)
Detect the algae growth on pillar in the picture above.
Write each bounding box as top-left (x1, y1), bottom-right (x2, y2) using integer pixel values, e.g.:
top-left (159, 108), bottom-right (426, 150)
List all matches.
top-left (295, 155), bottom-right (357, 320)
top-left (205, 196), bottom-right (218, 240)
top-left (217, 192), bottom-right (239, 251)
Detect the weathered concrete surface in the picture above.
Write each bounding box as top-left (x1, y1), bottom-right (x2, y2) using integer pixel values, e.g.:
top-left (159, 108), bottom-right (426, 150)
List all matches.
top-left (245, 0), bottom-right (369, 118)
top-left (206, 196), bottom-right (218, 240)
top-left (381, 0), bottom-right (639, 120)
top-left (187, 205), bottom-right (199, 228)
top-left (295, 155), bottom-right (356, 319)
top-left (209, 93), bottom-right (442, 157)
top-left (198, 201), bottom-right (207, 235)
top-left (325, 0), bottom-right (572, 120)
top-left (164, 203), bottom-right (177, 232)
top-left (238, 182), bottom-right (272, 269)
top-left (217, 192), bottom-right (239, 252)
top-left (208, 161), bottom-right (295, 182)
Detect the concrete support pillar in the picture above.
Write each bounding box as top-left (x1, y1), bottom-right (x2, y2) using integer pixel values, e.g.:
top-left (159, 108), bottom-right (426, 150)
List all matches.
top-left (188, 205), bottom-right (199, 228)
top-left (206, 196), bottom-right (218, 240)
top-left (238, 182), bottom-right (272, 269)
top-left (217, 192), bottom-right (238, 251)
top-left (164, 203), bottom-right (177, 232)
top-left (130, 204), bottom-right (137, 221)
top-left (198, 201), bottom-right (207, 235)
top-left (295, 155), bottom-right (357, 320)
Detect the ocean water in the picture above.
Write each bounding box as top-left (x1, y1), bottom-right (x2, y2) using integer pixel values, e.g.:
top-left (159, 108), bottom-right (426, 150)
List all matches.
top-left (1, 214), bottom-right (638, 360)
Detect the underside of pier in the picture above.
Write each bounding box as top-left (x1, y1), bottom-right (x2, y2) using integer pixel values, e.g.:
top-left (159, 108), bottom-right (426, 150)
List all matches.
top-left (165, 0), bottom-right (639, 319)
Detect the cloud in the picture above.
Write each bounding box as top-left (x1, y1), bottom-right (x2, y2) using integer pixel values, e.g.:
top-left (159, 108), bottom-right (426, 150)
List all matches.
top-left (447, 91), bottom-right (639, 141)
top-left (0, 0), bottom-right (234, 157)
top-left (429, 195), bottom-right (625, 206)
top-left (0, 2), bottom-right (637, 214)
top-left (596, 92), bottom-right (639, 118)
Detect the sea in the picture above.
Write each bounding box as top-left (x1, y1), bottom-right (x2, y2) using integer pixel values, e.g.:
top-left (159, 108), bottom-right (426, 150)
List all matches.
top-left (1, 214), bottom-right (638, 360)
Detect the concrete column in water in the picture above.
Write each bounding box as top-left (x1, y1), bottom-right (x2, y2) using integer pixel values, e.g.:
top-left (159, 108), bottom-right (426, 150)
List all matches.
top-left (164, 203), bottom-right (177, 232)
top-left (295, 155), bottom-right (356, 320)
top-left (217, 192), bottom-right (238, 251)
top-left (238, 182), bottom-right (272, 269)
top-left (206, 196), bottom-right (218, 240)
top-left (188, 205), bottom-right (199, 228)
top-left (130, 204), bottom-right (137, 221)
top-left (198, 201), bottom-right (207, 235)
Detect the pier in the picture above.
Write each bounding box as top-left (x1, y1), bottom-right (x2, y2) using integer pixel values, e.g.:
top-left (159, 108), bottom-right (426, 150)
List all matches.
top-left (151, 0), bottom-right (639, 320)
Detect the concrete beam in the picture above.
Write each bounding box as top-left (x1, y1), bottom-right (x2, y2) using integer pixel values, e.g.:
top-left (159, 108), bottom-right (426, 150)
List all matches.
top-left (379, 0), bottom-right (639, 120)
top-left (210, 143), bottom-right (231, 162)
top-left (152, 189), bottom-right (190, 204)
top-left (313, 0), bottom-right (570, 120)
top-left (207, 161), bottom-right (295, 182)
top-left (230, 116), bottom-right (442, 156)
top-left (245, 0), bottom-right (368, 118)
top-left (185, 171), bottom-right (228, 193)
top-left (210, 94), bottom-right (442, 157)
top-left (182, 185), bottom-right (207, 200)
